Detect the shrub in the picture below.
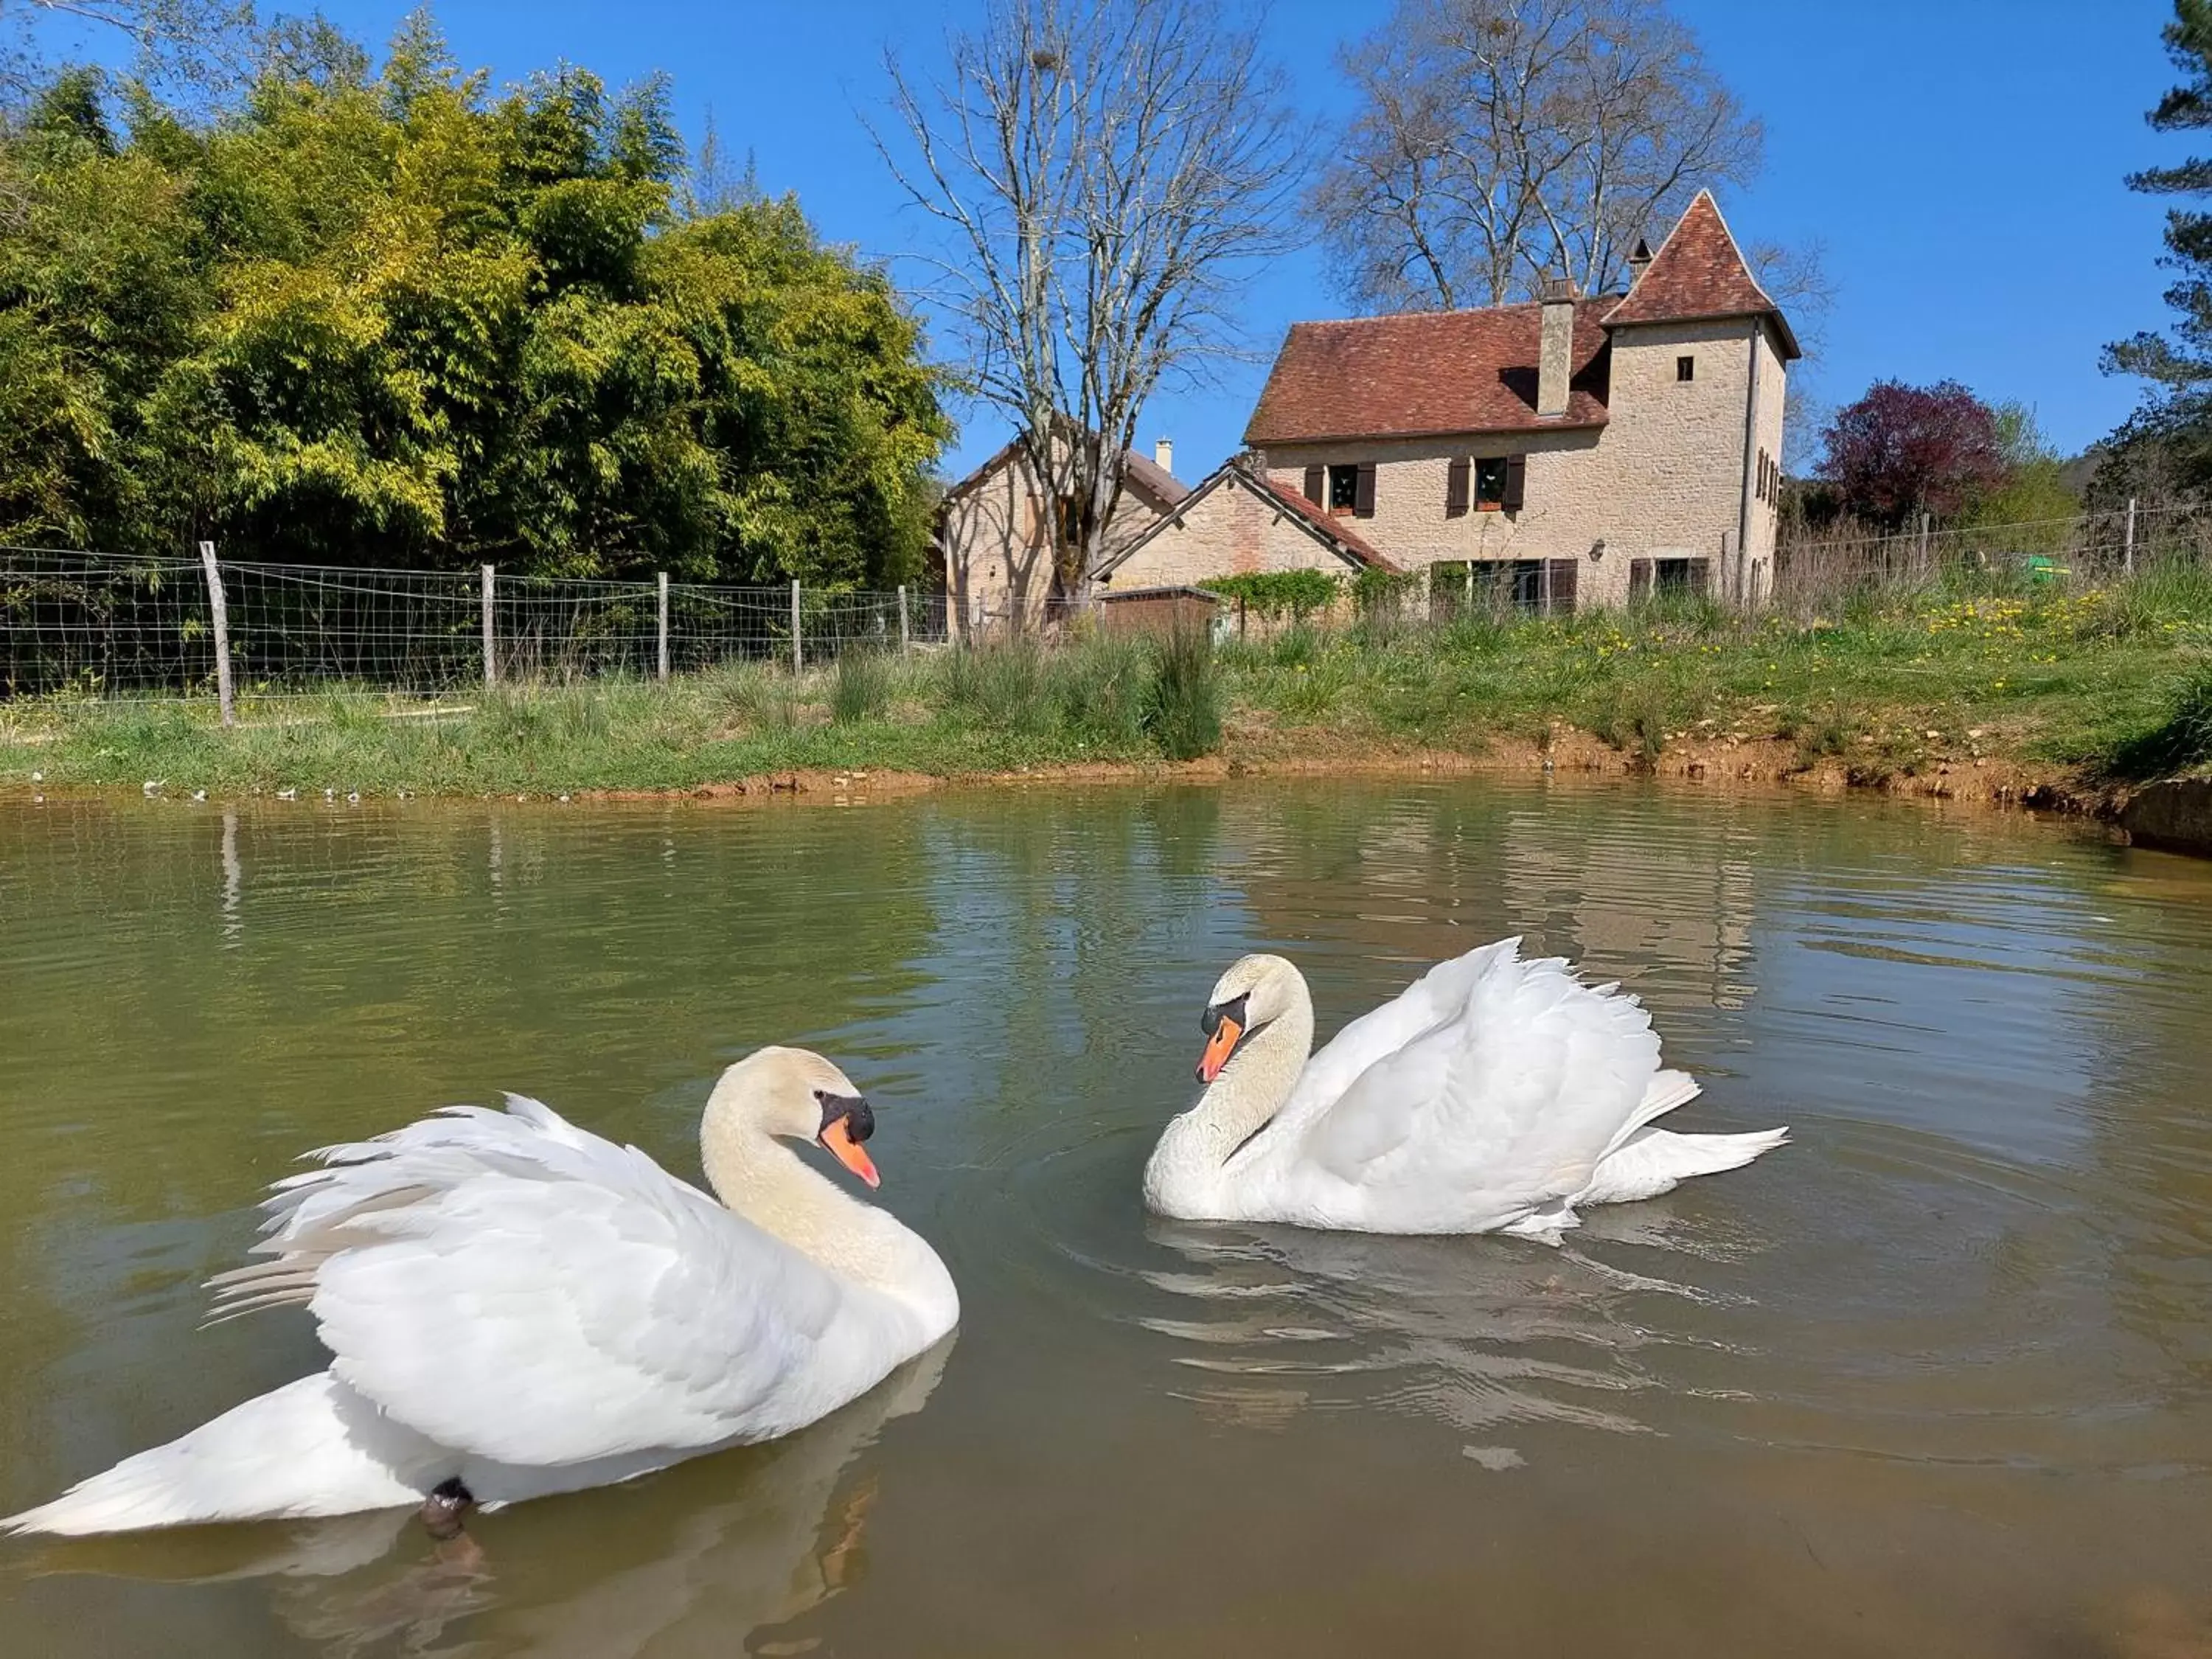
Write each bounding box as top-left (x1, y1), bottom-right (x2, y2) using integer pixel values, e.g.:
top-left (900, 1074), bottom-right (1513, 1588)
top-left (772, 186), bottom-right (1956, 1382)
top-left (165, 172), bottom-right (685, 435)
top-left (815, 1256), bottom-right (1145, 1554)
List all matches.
top-left (1201, 569), bottom-right (1340, 623)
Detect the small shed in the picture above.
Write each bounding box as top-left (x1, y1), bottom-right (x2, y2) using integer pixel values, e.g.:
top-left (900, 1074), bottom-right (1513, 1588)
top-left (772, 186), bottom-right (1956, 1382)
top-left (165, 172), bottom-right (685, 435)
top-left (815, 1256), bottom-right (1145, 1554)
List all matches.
top-left (1090, 584), bottom-right (1222, 639)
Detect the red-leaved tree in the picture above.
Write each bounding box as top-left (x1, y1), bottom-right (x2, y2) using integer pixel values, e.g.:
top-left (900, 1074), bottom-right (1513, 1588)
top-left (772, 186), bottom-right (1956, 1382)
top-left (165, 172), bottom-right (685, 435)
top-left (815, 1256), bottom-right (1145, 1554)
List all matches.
top-left (1815, 379), bottom-right (2007, 526)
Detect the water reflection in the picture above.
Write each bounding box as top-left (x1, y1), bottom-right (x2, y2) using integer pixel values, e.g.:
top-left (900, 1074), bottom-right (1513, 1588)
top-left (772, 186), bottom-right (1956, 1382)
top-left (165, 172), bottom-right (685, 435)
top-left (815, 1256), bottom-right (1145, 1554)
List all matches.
top-left (19, 1340), bottom-right (951, 1658)
top-left (4, 784), bottom-right (2212, 1658)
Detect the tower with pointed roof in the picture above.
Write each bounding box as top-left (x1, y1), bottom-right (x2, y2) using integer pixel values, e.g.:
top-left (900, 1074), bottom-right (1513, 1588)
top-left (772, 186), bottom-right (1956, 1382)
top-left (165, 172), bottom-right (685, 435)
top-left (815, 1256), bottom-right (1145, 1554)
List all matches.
top-left (1217, 189), bottom-right (1798, 611)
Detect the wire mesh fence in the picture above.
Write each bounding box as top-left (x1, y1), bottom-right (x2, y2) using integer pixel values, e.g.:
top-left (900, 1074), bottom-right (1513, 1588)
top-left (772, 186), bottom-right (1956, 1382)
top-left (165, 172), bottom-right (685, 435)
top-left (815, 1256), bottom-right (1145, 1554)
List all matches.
top-left (1770, 501), bottom-right (2212, 614)
top-left (9, 511), bottom-right (2211, 703)
top-left (0, 546), bottom-right (952, 701)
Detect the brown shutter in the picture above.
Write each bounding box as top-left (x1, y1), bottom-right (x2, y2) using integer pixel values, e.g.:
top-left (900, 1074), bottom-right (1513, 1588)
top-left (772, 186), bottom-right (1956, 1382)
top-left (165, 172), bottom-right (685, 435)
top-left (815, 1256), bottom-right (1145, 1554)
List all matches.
top-left (1502, 453), bottom-right (1527, 511)
top-left (1546, 558), bottom-right (1578, 616)
top-left (1445, 457), bottom-right (1470, 517)
top-left (1687, 557), bottom-right (1711, 597)
top-left (1354, 462), bottom-right (1377, 518)
top-left (1303, 464), bottom-right (1324, 505)
top-left (1630, 557), bottom-right (1652, 600)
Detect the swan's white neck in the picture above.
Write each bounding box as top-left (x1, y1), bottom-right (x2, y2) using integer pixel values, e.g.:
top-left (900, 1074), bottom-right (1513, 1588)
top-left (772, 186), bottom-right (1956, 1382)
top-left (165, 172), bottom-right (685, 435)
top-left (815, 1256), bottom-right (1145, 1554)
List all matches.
top-left (1143, 976), bottom-right (1315, 1218)
top-left (700, 1083), bottom-right (954, 1328)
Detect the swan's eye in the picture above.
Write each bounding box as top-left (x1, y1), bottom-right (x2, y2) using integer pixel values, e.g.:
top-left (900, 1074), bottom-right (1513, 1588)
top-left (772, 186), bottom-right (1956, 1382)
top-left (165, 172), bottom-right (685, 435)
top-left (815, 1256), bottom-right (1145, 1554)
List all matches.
top-left (1201, 992), bottom-right (1249, 1037)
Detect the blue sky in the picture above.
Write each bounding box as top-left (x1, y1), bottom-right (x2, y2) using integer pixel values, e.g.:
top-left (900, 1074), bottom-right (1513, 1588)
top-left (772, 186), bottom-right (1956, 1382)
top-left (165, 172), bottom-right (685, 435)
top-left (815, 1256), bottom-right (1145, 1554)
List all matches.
top-left (50, 0), bottom-right (2198, 479)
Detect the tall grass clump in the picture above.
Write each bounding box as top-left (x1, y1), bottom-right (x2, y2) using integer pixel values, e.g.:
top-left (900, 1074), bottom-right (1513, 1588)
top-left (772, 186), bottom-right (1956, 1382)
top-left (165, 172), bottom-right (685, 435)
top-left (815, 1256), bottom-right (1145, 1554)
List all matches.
top-left (709, 660), bottom-right (799, 731)
top-left (1144, 625), bottom-right (1222, 759)
top-left (830, 648), bottom-right (894, 725)
top-left (934, 639), bottom-right (1047, 733)
top-left (2104, 661), bottom-right (2212, 779)
top-left (1046, 632), bottom-right (1150, 749)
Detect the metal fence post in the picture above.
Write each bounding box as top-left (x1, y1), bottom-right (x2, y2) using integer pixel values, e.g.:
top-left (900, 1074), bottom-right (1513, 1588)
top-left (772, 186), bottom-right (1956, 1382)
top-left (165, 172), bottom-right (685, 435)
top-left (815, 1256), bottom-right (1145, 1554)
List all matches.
top-left (897, 584), bottom-right (910, 655)
top-left (790, 579), bottom-right (801, 673)
top-left (198, 540), bottom-right (234, 728)
top-left (2124, 496), bottom-right (2138, 575)
top-left (481, 564), bottom-right (497, 690)
top-left (656, 571), bottom-right (670, 683)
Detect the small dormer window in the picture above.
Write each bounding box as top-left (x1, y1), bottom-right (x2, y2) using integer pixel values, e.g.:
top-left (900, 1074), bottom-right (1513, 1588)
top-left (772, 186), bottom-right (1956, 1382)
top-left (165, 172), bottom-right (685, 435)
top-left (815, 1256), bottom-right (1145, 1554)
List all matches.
top-left (1677, 355), bottom-right (1695, 383)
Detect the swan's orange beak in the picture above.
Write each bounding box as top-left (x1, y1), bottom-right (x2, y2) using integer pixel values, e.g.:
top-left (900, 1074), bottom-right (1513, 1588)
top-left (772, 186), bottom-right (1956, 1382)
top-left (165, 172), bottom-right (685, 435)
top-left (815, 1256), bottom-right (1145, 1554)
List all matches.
top-left (819, 1116), bottom-right (880, 1188)
top-left (1196, 1015), bottom-right (1242, 1084)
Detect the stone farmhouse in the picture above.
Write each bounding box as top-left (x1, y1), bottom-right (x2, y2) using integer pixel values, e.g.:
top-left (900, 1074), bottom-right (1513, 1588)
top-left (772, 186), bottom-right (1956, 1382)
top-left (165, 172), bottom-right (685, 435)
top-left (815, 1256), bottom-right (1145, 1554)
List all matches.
top-left (932, 429), bottom-right (1189, 639)
top-left (1096, 190), bottom-right (1798, 614)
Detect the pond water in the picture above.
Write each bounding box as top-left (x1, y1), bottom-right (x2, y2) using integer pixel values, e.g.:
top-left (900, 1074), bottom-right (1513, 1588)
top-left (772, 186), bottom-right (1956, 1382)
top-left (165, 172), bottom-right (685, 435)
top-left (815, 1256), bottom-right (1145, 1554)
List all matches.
top-left (2, 780), bottom-right (2210, 1658)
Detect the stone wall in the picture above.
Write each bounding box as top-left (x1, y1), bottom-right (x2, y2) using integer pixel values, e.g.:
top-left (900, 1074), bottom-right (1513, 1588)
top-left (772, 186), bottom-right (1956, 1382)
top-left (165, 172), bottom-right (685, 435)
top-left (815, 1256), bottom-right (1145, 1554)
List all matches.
top-left (1102, 478), bottom-right (1365, 590)
top-left (937, 440), bottom-right (1171, 636)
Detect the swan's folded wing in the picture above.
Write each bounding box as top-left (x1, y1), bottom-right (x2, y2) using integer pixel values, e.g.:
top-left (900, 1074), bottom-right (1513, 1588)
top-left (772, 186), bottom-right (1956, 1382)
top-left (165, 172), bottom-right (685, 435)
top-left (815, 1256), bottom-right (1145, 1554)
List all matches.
top-left (1297, 951), bottom-right (1661, 1231)
top-left (1278, 939), bottom-right (1522, 1130)
top-left (209, 1097), bottom-right (860, 1467)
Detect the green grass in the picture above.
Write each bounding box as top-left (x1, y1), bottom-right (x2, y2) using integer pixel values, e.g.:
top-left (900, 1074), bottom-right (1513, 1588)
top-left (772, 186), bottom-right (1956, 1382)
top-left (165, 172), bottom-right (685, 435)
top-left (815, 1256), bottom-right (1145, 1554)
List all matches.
top-left (7, 563), bottom-right (2210, 796)
top-left (1218, 560), bottom-right (2212, 785)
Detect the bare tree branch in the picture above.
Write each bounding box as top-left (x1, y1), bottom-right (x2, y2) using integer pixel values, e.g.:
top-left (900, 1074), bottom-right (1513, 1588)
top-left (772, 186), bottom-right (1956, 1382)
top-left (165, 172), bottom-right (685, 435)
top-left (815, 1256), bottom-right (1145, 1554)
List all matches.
top-left (1315, 0), bottom-right (1761, 311)
top-left (872, 0), bottom-right (1307, 614)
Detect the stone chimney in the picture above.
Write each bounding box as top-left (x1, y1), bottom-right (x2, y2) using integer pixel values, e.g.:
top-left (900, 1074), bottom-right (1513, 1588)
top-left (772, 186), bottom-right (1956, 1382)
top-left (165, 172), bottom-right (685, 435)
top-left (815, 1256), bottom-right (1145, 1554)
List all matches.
top-left (1537, 276), bottom-right (1579, 419)
top-left (1154, 437), bottom-right (1174, 476)
top-left (1625, 237), bottom-right (1653, 288)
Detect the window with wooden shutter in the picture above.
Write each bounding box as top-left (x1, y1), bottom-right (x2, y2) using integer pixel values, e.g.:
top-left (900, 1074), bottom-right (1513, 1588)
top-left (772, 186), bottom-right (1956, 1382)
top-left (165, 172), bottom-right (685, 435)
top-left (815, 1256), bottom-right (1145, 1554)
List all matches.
top-left (1545, 557), bottom-right (1578, 615)
top-left (1303, 464), bottom-right (1324, 506)
top-left (1630, 557), bottom-right (1653, 601)
top-left (1502, 454), bottom-right (1527, 511)
top-left (1354, 462), bottom-right (1377, 518)
top-left (1474, 456), bottom-right (1506, 508)
top-left (1445, 457), bottom-right (1470, 517)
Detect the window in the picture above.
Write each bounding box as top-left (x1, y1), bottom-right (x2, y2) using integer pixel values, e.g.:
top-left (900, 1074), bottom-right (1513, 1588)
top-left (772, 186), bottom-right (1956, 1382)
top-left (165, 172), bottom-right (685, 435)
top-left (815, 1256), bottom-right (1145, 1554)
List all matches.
top-left (1059, 495), bottom-right (1084, 546)
top-left (1464, 559), bottom-right (1576, 615)
top-left (1630, 556), bottom-right (1711, 600)
top-left (1327, 465), bottom-right (1360, 511)
top-left (1676, 355), bottom-right (1695, 383)
top-left (1474, 456), bottom-right (1509, 509)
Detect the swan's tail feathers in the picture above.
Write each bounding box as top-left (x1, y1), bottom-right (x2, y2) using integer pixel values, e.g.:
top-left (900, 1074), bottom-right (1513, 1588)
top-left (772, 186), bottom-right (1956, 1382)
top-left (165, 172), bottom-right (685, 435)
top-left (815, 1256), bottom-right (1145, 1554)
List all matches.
top-left (1579, 1125), bottom-right (1789, 1208)
top-left (1597, 1068), bottom-right (1703, 1164)
top-left (3, 1374), bottom-right (439, 1537)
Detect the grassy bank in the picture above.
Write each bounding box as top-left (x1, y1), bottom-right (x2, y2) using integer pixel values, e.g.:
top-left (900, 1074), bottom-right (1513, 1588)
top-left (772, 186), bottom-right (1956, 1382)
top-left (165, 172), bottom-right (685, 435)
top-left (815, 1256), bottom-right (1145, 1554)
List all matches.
top-left (5, 565), bottom-right (2210, 799)
top-left (1, 630), bottom-right (1222, 796)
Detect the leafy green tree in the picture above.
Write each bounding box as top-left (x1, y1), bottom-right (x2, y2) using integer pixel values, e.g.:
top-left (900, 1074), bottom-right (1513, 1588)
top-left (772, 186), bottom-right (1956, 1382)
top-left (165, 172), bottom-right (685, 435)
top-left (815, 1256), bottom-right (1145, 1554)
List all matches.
top-left (0, 15), bottom-right (950, 585)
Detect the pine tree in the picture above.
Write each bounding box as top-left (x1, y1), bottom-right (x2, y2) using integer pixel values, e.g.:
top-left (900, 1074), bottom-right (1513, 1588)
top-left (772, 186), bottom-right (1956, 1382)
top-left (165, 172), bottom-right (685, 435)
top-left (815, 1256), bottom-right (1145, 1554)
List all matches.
top-left (2103, 0), bottom-right (2212, 495)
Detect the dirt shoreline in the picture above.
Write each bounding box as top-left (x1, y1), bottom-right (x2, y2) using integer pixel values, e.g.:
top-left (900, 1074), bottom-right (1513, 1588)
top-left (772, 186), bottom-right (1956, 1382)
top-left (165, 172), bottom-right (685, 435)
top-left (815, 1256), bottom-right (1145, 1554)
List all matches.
top-left (577, 726), bottom-right (2209, 854)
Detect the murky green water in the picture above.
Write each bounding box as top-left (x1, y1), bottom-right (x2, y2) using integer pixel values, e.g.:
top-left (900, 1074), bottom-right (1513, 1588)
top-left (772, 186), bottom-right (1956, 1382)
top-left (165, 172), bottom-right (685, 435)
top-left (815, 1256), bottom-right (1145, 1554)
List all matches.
top-left (3, 781), bottom-right (2210, 1657)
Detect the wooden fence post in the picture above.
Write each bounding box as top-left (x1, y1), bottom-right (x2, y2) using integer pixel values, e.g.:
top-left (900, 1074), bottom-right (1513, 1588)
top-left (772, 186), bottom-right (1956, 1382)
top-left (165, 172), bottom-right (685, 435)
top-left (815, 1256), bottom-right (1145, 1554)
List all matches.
top-left (790, 580), bottom-right (801, 673)
top-left (897, 584), bottom-right (911, 655)
top-left (2124, 496), bottom-right (2138, 574)
top-left (198, 541), bottom-right (234, 728)
top-left (1916, 511), bottom-right (1931, 575)
top-left (481, 564), bottom-right (497, 690)
top-left (656, 571), bottom-right (670, 683)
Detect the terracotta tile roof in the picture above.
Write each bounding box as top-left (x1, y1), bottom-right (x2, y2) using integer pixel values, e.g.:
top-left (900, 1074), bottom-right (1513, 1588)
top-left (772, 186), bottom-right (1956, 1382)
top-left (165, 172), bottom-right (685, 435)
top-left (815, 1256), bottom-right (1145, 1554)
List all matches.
top-left (1119, 446), bottom-right (1189, 507)
top-left (1096, 465), bottom-right (1402, 576)
top-left (1243, 299), bottom-right (1614, 445)
top-left (939, 431), bottom-right (1189, 507)
top-left (1602, 190), bottom-right (1800, 359)
top-left (1251, 475), bottom-right (1399, 570)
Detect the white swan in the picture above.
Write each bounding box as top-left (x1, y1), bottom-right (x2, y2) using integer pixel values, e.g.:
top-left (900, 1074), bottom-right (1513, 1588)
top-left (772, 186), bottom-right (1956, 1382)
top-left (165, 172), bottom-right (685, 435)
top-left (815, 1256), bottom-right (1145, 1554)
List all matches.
top-left (7, 1047), bottom-right (959, 1536)
top-left (1144, 939), bottom-right (1786, 1239)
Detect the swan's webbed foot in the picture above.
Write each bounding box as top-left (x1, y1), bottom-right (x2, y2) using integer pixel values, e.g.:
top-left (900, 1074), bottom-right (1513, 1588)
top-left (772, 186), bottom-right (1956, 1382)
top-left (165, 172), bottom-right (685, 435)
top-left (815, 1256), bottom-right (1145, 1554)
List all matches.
top-left (419, 1477), bottom-right (475, 1543)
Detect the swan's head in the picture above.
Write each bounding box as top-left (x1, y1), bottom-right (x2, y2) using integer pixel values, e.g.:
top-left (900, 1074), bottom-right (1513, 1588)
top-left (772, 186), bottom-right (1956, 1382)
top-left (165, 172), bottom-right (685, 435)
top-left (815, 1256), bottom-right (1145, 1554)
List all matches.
top-left (1196, 953), bottom-right (1300, 1083)
top-left (713, 1046), bottom-right (880, 1188)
